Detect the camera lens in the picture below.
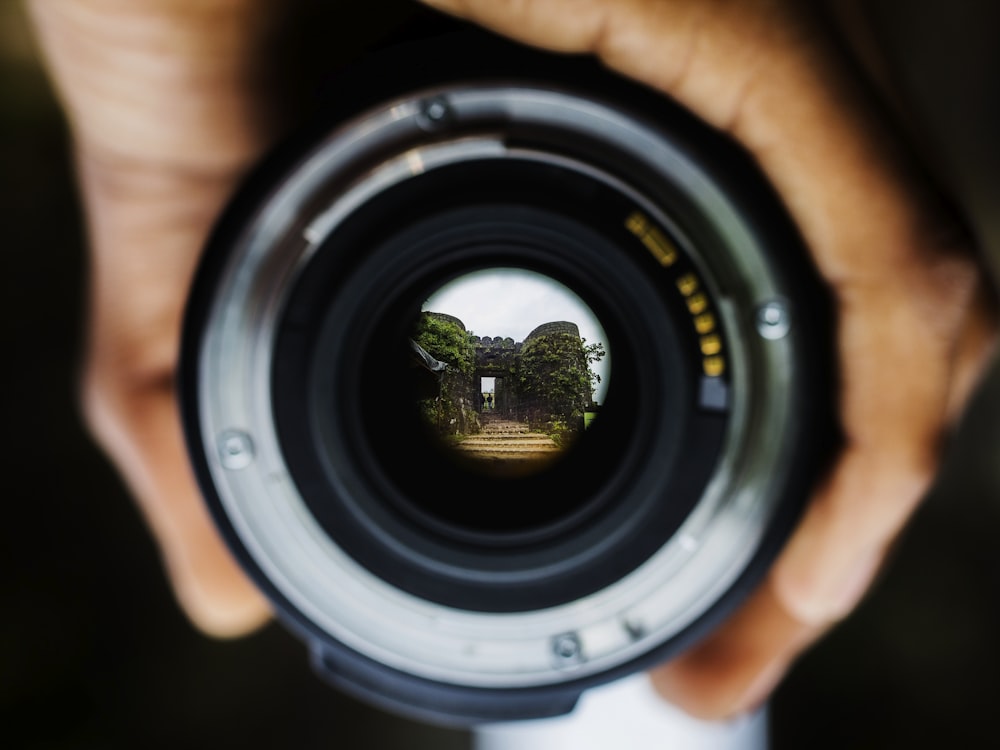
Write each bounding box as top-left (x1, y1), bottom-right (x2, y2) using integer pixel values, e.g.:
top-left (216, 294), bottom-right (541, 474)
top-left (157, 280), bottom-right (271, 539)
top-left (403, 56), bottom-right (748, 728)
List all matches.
top-left (180, 32), bottom-right (832, 725)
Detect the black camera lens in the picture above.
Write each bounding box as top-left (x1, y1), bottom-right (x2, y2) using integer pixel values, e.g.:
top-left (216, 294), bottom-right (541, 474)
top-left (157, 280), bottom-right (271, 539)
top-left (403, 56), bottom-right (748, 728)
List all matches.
top-left (180, 30), bottom-right (832, 726)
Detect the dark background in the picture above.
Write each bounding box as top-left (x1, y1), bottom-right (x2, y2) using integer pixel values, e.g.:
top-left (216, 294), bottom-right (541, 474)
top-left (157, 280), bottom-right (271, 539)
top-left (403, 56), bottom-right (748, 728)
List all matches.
top-left (3, 1), bottom-right (999, 748)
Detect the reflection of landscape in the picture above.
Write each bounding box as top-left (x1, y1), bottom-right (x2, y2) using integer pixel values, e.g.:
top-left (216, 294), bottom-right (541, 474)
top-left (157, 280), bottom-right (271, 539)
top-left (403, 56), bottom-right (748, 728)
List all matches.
top-left (413, 312), bottom-right (605, 476)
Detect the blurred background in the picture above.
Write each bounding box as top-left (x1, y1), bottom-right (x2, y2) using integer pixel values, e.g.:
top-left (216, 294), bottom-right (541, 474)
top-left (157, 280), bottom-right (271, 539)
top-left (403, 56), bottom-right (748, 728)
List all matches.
top-left (2, 1), bottom-right (999, 748)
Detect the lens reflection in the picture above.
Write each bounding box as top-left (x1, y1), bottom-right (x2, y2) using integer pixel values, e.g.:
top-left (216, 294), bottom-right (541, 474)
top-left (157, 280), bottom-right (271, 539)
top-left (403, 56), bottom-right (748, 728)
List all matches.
top-left (411, 269), bottom-right (610, 477)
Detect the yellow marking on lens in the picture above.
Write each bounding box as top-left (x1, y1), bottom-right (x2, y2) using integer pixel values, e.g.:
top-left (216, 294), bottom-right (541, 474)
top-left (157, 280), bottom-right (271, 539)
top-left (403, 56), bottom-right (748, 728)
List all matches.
top-left (700, 334), bottom-right (722, 356)
top-left (676, 273), bottom-right (699, 297)
top-left (687, 293), bottom-right (708, 315)
top-left (643, 229), bottom-right (678, 266)
top-left (704, 356), bottom-right (726, 377)
top-left (625, 211), bottom-right (648, 236)
top-left (625, 211), bottom-right (678, 267)
top-left (694, 313), bottom-right (716, 334)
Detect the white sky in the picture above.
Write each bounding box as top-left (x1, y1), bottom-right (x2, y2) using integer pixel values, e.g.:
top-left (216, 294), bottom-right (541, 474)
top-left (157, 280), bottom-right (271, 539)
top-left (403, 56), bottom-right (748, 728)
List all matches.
top-left (423, 269), bottom-right (611, 402)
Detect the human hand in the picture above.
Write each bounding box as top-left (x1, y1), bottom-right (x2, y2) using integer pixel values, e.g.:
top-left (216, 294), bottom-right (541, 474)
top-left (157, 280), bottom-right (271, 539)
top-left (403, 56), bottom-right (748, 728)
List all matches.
top-left (417, 0), bottom-right (998, 717)
top-left (32, 0), bottom-right (998, 719)
top-left (27, 0), bottom-right (281, 636)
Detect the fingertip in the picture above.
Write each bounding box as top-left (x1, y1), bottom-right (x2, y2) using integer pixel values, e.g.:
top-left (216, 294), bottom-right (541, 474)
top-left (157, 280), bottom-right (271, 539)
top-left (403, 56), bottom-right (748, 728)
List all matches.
top-left (650, 638), bottom-right (794, 720)
top-left (178, 586), bottom-right (272, 640)
top-left (165, 532), bottom-right (273, 638)
top-left (772, 541), bottom-right (883, 627)
top-left (769, 450), bottom-right (921, 627)
top-left (649, 580), bottom-right (817, 719)
top-left (650, 654), bottom-right (760, 720)
top-left (87, 380), bottom-right (274, 639)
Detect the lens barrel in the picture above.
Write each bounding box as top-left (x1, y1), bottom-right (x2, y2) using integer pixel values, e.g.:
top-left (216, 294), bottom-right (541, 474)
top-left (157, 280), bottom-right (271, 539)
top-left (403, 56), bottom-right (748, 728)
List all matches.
top-left (180, 30), bottom-right (833, 725)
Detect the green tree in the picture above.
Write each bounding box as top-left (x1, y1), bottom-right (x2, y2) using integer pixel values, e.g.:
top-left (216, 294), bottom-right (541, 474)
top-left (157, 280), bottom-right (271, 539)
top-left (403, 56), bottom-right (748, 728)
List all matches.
top-left (413, 314), bottom-right (475, 375)
top-left (518, 333), bottom-right (605, 421)
top-left (413, 313), bottom-right (478, 437)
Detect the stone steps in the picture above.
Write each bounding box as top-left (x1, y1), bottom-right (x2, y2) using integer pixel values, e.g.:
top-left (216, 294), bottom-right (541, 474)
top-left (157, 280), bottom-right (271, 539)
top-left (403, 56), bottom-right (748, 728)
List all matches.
top-left (454, 418), bottom-right (560, 460)
top-left (459, 437), bottom-right (557, 446)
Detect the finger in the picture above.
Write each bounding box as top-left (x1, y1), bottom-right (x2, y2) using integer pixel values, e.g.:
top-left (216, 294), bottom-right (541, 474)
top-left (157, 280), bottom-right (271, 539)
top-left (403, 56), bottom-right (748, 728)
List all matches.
top-left (83, 370), bottom-right (271, 638)
top-left (419, 0), bottom-right (790, 130)
top-left (650, 577), bottom-right (825, 719)
top-left (418, 1), bottom-right (945, 246)
top-left (72, 150), bottom-right (273, 638)
top-left (30, 0), bottom-right (283, 636)
top-left (775, 270), bottom-right (998, 625)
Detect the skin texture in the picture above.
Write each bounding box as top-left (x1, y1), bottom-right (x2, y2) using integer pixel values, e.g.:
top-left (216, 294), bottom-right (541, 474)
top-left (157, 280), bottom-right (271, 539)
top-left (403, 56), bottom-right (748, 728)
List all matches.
top-left (28, 0), bottom-right (997, 721)
top-left (27, 0), bottom-right (279, 637)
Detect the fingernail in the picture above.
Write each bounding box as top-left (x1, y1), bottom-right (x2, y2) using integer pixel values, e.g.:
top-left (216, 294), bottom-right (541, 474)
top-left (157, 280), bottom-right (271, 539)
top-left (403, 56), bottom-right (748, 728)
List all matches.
top-left (828, 549), bottom-right (882, 618)
top-left (787, 549), bottom-right (882, 624)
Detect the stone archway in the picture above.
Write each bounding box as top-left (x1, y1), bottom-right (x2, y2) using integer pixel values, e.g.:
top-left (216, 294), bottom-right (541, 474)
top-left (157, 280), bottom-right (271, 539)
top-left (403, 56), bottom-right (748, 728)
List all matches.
top-left (416, 312), bottom-right (599, 446)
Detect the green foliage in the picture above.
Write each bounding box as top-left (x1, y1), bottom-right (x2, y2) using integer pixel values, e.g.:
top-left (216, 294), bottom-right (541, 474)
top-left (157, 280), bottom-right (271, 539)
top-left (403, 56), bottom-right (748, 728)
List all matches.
top-left (542, 416), bottom-right (573, 448)
top-left (414, 314), bottom-right (479, 436)
top-left (413, 314), bottom-right (475, 375)
top-left (518, 333), bottom-right (606, 420)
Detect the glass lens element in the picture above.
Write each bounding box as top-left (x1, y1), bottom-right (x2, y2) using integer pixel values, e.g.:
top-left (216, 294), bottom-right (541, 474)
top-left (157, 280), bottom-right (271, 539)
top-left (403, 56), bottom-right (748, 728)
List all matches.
top-left (412, 268), bottom-right (610, 478)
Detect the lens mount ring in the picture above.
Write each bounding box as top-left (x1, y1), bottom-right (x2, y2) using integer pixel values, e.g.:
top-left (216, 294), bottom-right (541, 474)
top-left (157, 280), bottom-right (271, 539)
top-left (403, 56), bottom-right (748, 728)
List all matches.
top-left (183, 80), bottom-right (826, 695)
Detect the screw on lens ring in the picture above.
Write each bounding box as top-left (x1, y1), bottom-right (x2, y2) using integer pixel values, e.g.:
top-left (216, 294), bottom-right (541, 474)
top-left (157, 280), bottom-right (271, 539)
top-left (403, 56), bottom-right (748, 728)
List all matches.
top-left (755, 300), bottom-right (791, 340)
top-left (218, 430), bottom-right (254, 470)
top-left (417, 96), bottom-right (453, 131)
top-left (551, 632), bottom-right (585, 668)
